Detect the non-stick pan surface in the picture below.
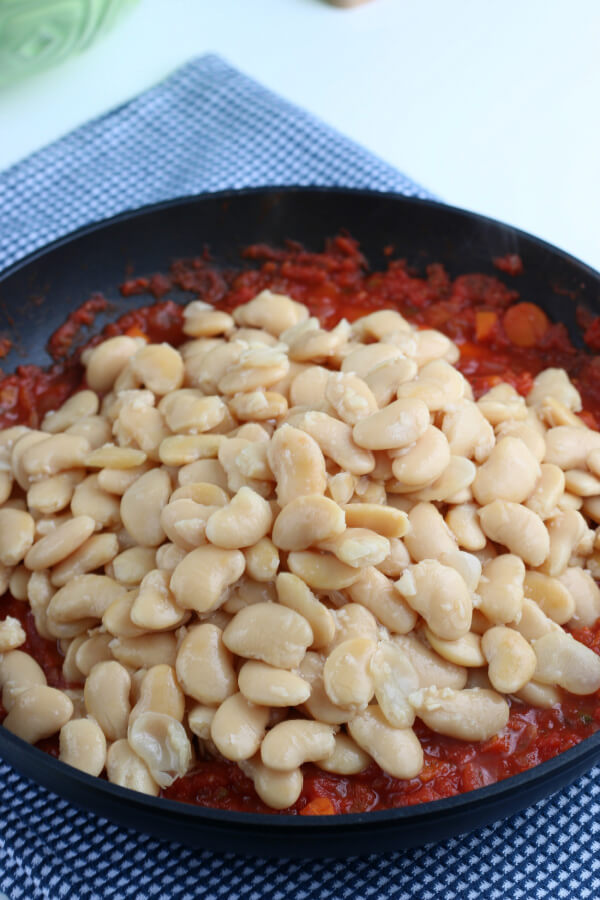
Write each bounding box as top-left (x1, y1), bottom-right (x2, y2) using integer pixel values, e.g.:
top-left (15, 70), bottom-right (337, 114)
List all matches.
top-left (1, 187), bottom-right (599, 858)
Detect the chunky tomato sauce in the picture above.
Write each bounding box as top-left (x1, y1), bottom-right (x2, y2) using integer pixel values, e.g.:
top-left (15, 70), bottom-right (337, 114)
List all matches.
top-left (2, 236), bottom-right (600, 815)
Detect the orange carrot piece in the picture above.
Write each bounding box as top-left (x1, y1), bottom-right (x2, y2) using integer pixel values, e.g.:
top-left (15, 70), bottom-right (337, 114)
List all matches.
top-left (475, 310), bottom-right (498, 342)
top-left (300, 797), bottom-right (335, 816)
top-left (503, 303), bottom-right (549, 348)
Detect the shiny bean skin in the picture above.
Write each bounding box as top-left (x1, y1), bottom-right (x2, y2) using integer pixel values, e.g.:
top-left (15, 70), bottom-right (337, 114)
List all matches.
top-left (323, 638), bottom-right (376, 710)
top-left (533, 630), bottom-right (600, 694)
top-left (352, 399), bottom-right (429, 450)
top-left (275, 573), bottom-right (335, 649)
top-left (481, 626), bottom-right (537, 693)
top-left (128, 711), bottom-right (192, 788)
top-left (176, 624), bottom-right (236, 705)
top-left (479, 500), bottom-right (550, 568)
top-left (348, 706), bottom-right (423, 779)
top-left (267, 424), bottom-right (327, 505)
top-left (120, 468), bottom-right (171, 547)
top-left (50, 533), bottom-right (119, 587)
top-left (106, 739), bottom-right (159, 796)
top-left (261, 720), bottom-right (335, 770)
top-left (272, 495), bottom-right (345, 551)
top-left (0, 509), bottom-right (35, 566)
top-left (59, 718), bottom-right (107, 776)
top-left (84, 661), bottom-right (131, 741)
top-left (3, 685), bottom-right (73, 743)
top-left (396, 560), bottom-right (472, 640)
top-left (170, 545), bottom-right (245, 613)
top-left (409, 686), bottom-right (509, 741)
top-left (25, 515), bottom-right (96, 570)
top-left (223, 602), bottom-right (313, 669)
top-left (210, 693), bottom-right (269, 762)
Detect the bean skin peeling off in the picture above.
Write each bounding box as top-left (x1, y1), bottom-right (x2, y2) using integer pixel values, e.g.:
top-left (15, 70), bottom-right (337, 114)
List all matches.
top-left (2, 237), bottom-right (600, 816)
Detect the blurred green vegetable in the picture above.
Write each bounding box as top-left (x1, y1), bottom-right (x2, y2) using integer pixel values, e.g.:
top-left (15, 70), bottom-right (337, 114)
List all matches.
top-left (0, 0), bottom-right (138, 87)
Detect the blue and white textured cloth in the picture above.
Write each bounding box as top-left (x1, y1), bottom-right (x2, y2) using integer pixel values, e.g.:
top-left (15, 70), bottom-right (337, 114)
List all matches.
top-left (1, 54), bottom-right (599, 900)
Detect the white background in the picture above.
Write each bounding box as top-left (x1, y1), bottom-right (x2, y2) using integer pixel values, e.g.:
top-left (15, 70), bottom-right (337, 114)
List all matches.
top-left (1, 0), bottom-right (599, 271)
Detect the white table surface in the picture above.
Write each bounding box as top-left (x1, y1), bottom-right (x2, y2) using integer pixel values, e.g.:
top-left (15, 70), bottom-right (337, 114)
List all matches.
top-left (1, 0), bottom-right (599, 272)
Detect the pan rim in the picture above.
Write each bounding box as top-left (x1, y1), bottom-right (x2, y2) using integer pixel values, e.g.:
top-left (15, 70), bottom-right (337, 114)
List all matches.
top-left (1, 184), bottom-right (600, 832)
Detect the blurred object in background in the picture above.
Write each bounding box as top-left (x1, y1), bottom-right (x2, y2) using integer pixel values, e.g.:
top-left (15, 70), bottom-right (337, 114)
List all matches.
top-left (324, 0), bottom-right (374, 6)
top-left (0, 0), bottom-right (138, 87)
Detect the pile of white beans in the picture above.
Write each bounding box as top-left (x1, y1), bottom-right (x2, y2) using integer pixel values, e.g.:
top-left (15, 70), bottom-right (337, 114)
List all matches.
top-left (1, 289), bottom-right (600, 810)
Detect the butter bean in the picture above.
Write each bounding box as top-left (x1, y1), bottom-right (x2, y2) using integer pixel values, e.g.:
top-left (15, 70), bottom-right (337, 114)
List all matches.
top-left (479, 500), bottom-right (549, 567)
top-left (109, 633), bottom-right (177, 669)
top-left (409, 686), bottom-right (509, 741)
top-left (275, 573), bottom-right (335, 649)
top-left (210, 692), bottom-right (269, 761)
top-left (424, 630), bottom-right (485, 668)
top-left (405, 502), bottom-right (458, 562)
top-left (477, 554), bottom-right (525, 625)
top-left (482, 626), bottom-right (537, 693)
top-left (205, 486), bottom-right (273, 549)
top-left (347, 567), bottom-right (417, 634)
top-left (245, 538), bottom-right (280, 582)
top-left (473, 437), bottom-right (540, 505)
top-left (558, 567), bottom-right (600, 627)
top-left (316, 733), bottom-right (370, 775)
top-left (544, 425), bottom-right (600, 470)
top-left (4, 685), bottom-right (73, 743)
top-left (85, 336), bottom-right (143, 392)
top-left (176, 624), bottom-right (236, 705)
top-left (84, 661), bottom-right (131, 740)
top-left (170, 545), bottom-right (245, 612)
top-left (348, 706), bottom-right (423, 779)
top-left (239, 756), bottom-right (303, 810)
top-left (233, 290), bottom-right (308, 336)
top-left (441, 400), bottom-right (495, 462)
top-left (128, 711), bottom-right (191, 788)
top-left (538, 510), bottom-right (587, 576)
top-left (59, 718), bottom-right (107, 776)
top-left (525, 463), bottom-right (565, 520)
top-left (183, 301), bottom-right (234, 337)
top-left (396, 560), bottom-right (472, 640)
top-left (298, 652), bottom-right (351, 724)
top-left (272, 494), bottom-right (345, 551)
top-left (238, 660), bottom-right (310, 707)
top-left (0, 650), bottom-right (47, 711)
top-left (51, 533), bottom-right (119, 587)
top-left (268, 424), bottom-right (327, 505)
top-left (42, 391), bottom-right (99, 433)
top-left (370, 641), bottom-right (419, 728)
top-left (130, 569), bottom-right (188, 631)
top-left (352, 399), bottom-right (429, 450)
top-left (533, 630), bottom-right (600, 694)
top-left (523, 571), bottom-right (575, 624)
top-left (120, 468), bottom-right (171, 547)
top-left (25, 515), bottom-right (96, 570)
top-left (261, 720), bottom-right (335, 770)
top-left (223, 602), bottom-right (312, 668)
top-left (106, 739), bottom-right (159, 795)
top-left (0, 509), bottom-right (35, 566)
top-left (288, 550), bottom-right (361, 590)
top-left (323, 638), bottom-right (376, 710)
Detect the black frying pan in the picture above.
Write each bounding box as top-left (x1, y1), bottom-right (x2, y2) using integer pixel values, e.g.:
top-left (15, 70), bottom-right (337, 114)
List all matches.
top-left (1, 187), bottom-right (600, 858)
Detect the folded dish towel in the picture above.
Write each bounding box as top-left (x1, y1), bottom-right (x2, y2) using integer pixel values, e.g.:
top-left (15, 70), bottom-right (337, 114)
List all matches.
top-left (0, 54), bottom-right (598, 900)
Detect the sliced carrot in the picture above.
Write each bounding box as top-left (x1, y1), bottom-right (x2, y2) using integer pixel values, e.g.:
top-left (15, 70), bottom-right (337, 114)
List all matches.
top-left (300, 797), bottom-right (335, 816)
top-left (475, 310), bottom-right (498, 342)
top-left (503, 302), bottom-right (549, 348)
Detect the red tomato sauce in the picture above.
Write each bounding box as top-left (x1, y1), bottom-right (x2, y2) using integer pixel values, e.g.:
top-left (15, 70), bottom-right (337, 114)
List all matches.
top-left (2, 235), bottom-right (600, 815)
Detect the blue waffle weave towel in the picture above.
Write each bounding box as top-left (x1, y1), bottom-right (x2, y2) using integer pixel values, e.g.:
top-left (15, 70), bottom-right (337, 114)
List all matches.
top-left (1, 54), bottom-right (599, 900)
